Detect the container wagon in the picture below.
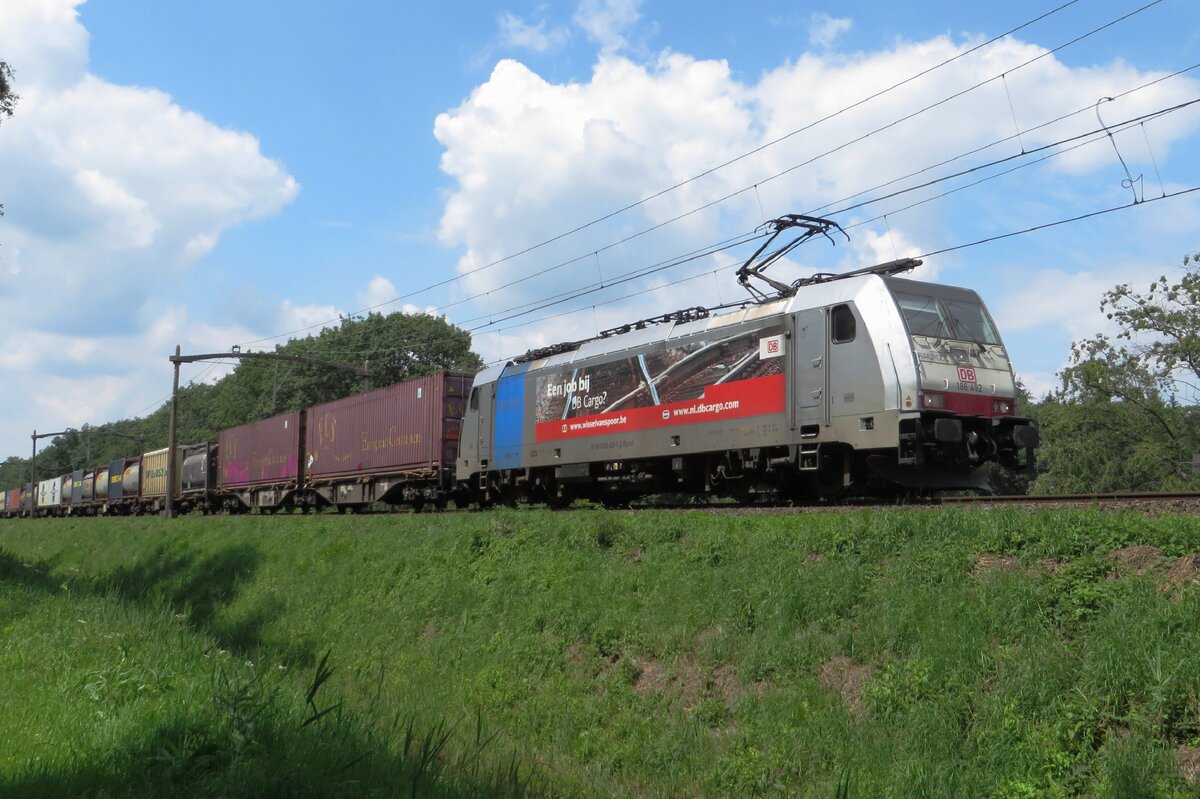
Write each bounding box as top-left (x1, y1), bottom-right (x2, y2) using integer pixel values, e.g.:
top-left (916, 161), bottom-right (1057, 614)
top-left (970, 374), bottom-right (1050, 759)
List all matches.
top-left (139, 447), bottom-right (181, 515)
top-left (217, 411), bottom-right (303, 512)
top-left (304, 371), bottom-right (471, 512)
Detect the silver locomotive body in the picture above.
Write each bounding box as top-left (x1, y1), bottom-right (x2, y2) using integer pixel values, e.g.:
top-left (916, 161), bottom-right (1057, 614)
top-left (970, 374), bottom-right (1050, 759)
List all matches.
top-left (457, 272), bottom-right (1037, 503)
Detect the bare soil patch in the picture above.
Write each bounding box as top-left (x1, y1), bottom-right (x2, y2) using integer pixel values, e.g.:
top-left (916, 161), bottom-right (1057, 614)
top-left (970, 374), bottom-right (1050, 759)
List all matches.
top-left (1040, 558), bottom-right (1065, 574)
top-left (1176, 745), bottom-right (1200, 785)
top-left (566, 642), bottom-right (588, 671)
top-left (819, 654), bottom-right (872, 717)
top-left (631, 654), bottom-right (763, 709)
top-left (1109, 544), bottom-right (1162, 576)
top-left (974, 552), bottom-right (1021, 574)
top-left (629, 654), bottom-right (704, 707)
top-left (632, 657), bottom-right (667, 694)
top-left (1163, 555), bottom-right (1200, 590)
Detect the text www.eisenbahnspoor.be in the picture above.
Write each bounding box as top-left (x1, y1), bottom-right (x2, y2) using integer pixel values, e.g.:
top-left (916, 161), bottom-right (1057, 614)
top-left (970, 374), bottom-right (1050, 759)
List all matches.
top-left (564, 399), bottom-right (741, 432)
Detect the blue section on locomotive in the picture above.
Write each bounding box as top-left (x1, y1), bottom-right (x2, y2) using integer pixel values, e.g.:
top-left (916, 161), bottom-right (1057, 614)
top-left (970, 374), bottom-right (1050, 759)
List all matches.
top-left (493, 363), bottom-right (529, 470)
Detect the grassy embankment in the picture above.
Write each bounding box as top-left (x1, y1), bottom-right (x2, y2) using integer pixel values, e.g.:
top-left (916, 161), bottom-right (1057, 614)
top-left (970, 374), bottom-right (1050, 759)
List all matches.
top-left (2, 507), bottom-right (1200, 797)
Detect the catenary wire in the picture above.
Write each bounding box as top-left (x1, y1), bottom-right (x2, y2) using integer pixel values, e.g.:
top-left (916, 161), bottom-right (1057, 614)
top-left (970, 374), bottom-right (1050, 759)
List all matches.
top-left (235, 0), bottom-right (1122, 348)
top-left (444, 92), bottom-right (1200, 334)
top-left (476, 185), bottom-right (1200, 366)
top-left (233, 86), bottom-right (1200, 365)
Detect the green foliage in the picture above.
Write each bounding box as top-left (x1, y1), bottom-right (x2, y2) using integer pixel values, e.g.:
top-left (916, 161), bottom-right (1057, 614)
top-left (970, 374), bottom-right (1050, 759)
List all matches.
top-left (0, 533), bottom-right (533, 797)
top-left (0, 456), bottom-right (27, 491)
top-left (4, 508), bottom-right (1200, 796)
top-left (4, 311), bottom-right (482, 482)
top-left (216, 310), bottom-right (481, 422)
top-left (1031, 261), bottom-right (1200, 494)
top-left (0, 59), bottom-right (15, 224)
top-left (0, 60), bottom-right (15, 123)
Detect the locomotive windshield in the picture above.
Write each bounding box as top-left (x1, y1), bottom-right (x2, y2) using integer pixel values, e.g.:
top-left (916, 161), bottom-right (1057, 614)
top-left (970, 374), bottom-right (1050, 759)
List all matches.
top-left (892, 289), bottom-right (1000, 345)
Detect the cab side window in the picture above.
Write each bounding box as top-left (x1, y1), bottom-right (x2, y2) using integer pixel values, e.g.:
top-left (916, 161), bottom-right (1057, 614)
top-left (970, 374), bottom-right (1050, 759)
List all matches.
top-left (469, 387), bottom-right (480, 411)
top-left (831, 304), bottom-right (856, 343)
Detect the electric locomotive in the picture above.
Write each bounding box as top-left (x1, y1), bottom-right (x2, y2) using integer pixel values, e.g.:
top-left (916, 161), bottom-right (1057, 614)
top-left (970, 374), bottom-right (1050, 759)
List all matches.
top-left (457, 218), bottom-right (1037, 505)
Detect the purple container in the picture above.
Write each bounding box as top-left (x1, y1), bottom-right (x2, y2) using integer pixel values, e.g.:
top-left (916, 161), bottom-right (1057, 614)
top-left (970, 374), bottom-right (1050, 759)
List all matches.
top-left (305, 372), bottom-right (471, 481)
top-left (218, 411), bottom-right (303, 489)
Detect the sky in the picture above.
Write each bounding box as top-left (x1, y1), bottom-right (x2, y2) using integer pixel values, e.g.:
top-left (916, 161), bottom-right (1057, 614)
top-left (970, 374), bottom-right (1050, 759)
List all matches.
top-left (1, 0), bottom-right (1200, 463)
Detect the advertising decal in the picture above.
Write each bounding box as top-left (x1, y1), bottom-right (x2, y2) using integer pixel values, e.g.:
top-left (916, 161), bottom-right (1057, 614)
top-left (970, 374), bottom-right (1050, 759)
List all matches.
top-left (533, 326), bottom-right (787, 442)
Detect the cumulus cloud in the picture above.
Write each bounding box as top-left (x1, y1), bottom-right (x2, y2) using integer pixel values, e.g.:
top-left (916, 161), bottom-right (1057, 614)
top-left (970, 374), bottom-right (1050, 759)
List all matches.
top-left (809, 13), bottom-right (852, 49)
top-left (499, 11), bottom-right (570, 53)
top-left (434, 32), bottom-right (1200, 373)
top-left (0, 0), bottom-right (299, 456)
top-left (574, 0), bottom-right (642, 54)
top-left (357, 275), bottom-right (398, 311)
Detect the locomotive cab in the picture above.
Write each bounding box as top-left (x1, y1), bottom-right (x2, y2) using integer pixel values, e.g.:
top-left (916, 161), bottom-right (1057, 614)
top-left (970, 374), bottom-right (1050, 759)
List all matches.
top-left (880, 277), bottom-right (1038, 487)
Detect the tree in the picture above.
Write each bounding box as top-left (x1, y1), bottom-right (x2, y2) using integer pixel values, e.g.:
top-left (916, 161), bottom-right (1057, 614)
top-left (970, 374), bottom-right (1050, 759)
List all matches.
top-left (0, 60), bottom-right (16, 123)
top-left (0, 310), bottom-right (484, 482)
top-left (224, 310), bottom-right (482, 418)
top-left (1030, 261), bottom-right (1200, 493)
top-left (0, 456), bottom-right (28, 490)
top-left (0, 60), bottom-right (16, 221)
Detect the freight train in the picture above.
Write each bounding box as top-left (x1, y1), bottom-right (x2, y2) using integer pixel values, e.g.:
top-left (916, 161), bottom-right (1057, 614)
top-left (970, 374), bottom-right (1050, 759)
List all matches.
top-left (0, 253), bottom-right (1039, 516)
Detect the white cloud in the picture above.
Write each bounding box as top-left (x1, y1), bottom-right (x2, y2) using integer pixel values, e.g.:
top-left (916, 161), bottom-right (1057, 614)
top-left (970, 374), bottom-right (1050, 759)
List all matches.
top-left (277, 299), bottom-right (342, 337)
top-left (434, 34), bottom-right (1200, 374)
top-left (0, 0), bottom-right (88, 91)
top-left (992, 266), bottom-right (1124, 339)
top-left (0, 0), bottom-right (299, 457)
top-left (809, 13), bottom-right (852, 49)
top-left (400, 303), bottom-right (441, 316)
top-left (499, 11), bottom-right (569, 53)
top-left (357, 275), bottom-right (397, 311)
top-left (574, 0), bottom-right (642, 54)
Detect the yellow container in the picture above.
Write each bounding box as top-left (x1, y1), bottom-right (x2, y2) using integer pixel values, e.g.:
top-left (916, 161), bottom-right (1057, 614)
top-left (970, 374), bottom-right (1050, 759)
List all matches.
top-left (140, 447), bottom-right (181, 499)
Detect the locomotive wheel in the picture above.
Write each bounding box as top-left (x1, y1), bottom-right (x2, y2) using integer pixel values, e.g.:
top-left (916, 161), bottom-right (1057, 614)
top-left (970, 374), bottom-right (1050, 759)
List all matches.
top-left (813, 447), bottom-right (850, 500)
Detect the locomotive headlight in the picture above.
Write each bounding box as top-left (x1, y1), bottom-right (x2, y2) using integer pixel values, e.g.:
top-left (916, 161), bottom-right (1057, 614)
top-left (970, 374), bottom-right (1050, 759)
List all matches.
top-left (993, 399), bottom-right (1012, 415)
top-left (921, 392), bottom-right (945, 409)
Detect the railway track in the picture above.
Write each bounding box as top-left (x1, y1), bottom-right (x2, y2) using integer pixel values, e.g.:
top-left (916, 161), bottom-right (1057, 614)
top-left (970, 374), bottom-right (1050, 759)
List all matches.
top-left (621, 490), bottom-right (1200, 515)
top-left (5, 491), bottom-right (1199, 521)
top-left (937, 491), bottom-right (1200, 512)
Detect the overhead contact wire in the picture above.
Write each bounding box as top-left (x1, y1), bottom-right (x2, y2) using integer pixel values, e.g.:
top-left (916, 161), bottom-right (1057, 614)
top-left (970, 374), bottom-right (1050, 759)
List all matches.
top-left (238, 0), bottom-right (1097, 347)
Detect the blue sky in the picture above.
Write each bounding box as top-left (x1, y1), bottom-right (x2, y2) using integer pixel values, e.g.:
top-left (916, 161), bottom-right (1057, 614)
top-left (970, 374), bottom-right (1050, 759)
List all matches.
top-left (2, 0), bottom-right (1200, 461)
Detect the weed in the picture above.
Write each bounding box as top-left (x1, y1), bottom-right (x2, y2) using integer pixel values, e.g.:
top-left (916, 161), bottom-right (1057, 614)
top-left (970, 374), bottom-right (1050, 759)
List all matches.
top-left (3, 508), bottom-right (1200, 796)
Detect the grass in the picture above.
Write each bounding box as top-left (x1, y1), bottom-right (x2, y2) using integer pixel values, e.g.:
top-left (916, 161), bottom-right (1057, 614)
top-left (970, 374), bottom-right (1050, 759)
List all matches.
top-left (1, 506), bottom-right (1199, 797)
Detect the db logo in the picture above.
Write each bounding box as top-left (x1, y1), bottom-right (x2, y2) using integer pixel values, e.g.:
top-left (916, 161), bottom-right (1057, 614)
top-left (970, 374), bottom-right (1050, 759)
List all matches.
top-left (661, 410), bottom-right (670, 420)
top-left (767, 339), bottom-right (780, 354)
top-left (561, 424), bottom-right (568, 433)
top-left (957, 366), bottom-right (978, 383)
